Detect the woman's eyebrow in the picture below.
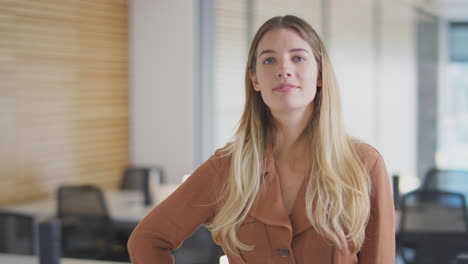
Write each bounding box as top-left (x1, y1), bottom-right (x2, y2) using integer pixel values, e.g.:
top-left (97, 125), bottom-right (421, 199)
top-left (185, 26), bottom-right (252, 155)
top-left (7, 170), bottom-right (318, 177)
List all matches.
top-left (258, 49), bottom-right (275, 57)
top-left (289, 48), bottom-right (310, 54)
top-left (258, 48), bottom-right (310, 57)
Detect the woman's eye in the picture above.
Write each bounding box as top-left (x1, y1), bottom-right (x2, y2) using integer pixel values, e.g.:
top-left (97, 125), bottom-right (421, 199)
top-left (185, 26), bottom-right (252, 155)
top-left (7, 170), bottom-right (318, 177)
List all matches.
top-left (263, 57), bottom-right (275, 64)
top-left (293, 56), bottom-right (306, 62)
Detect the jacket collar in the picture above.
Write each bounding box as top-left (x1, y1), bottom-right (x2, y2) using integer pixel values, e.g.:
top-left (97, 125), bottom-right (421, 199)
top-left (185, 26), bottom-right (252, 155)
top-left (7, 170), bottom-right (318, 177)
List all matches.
top-left (247, 144), bottom-right (313, 236)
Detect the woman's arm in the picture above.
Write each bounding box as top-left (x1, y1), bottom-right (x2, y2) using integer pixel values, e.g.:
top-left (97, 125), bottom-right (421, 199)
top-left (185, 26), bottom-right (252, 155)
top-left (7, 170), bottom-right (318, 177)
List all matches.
top-left (127, 153), bottom-right (226, 263)
top-left (359, 153), bottom-right (396, 263)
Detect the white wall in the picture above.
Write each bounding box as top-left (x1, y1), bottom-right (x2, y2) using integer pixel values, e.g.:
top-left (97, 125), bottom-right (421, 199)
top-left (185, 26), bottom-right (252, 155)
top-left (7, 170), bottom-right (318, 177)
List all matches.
top-left (130, 0), bottom-right (196, 183)
top-left (328, 0), bottom-right (417, 185)
top-left (379, 1), bottom-right (417, 189)
top-left (253, 0), bottom-right (322, 33)
top-left (329, 0), bottom-right (376, 145)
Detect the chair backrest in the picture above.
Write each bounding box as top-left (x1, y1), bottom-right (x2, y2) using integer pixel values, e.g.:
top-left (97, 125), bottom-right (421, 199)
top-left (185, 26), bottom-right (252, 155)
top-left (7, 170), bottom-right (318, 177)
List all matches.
top-left (397, 190), bottom-right (468, 263)
top-left (400, 190), bottom-right (468, 233)
top-left (120, 167), bottom-right (150, 191)
top-left (403, 233), bottom-right (468, 264)
top-left (57, 185), bottom-right (114, 258)
top-left (422, 168), bottom-right (468, 199)
top-left (57, 185), bottom-right (110, 221)
top-left (0, 210), bottom-right (36, 255)
top-left (120, 166), bottom-right (164, 205)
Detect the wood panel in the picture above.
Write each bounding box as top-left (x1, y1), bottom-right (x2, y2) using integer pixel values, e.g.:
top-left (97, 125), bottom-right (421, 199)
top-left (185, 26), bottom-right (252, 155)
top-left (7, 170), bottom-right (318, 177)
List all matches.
top-left (0, 0), bottom-right (129, 205)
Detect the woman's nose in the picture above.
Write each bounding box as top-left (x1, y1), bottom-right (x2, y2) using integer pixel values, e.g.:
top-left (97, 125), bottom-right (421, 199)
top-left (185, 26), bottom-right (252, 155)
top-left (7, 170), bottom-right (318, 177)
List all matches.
top-left (276, 62), bottom-right (292, 78)
top-left (277, 70), bottom-right (292, 78)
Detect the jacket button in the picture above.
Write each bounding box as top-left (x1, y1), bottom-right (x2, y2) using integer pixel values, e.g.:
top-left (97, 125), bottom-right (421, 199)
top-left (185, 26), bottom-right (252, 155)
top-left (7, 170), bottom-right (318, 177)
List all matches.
top-left (279, 247), bottom-right (290, 257)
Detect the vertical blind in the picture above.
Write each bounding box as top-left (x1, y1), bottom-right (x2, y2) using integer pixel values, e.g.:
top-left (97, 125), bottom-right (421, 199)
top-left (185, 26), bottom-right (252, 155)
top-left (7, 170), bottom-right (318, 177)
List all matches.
top-left (0, 0), bottom-right (129, 205)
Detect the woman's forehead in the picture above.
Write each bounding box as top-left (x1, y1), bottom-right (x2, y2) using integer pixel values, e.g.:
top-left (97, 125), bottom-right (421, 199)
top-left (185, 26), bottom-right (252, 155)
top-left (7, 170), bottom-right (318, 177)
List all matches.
top-left (256, 28), bottom-right (312, 54)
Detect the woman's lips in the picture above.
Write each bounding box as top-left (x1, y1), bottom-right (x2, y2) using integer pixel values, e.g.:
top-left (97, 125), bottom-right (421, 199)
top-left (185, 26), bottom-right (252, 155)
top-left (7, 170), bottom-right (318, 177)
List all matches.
top-left (273, 83), bottom-right (299, 93)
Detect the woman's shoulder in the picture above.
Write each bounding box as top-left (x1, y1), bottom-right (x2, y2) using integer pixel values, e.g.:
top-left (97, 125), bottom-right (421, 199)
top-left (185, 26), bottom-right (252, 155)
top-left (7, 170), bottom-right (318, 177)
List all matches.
top-left (351, 140), bottom-right (390, 194)
top-left (351, 139), bottom-right (384, 172)
top-left (206, 144), bottom-right (233, 170)
top-left (185, 146), bottom-right (232, 189)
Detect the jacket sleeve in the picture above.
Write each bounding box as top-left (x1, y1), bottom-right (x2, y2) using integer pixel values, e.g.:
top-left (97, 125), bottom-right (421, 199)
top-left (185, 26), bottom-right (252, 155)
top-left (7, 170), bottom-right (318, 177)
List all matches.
top-left (127, 153), bottom-right (226, 263)
top-left (359, 154), bottom-right (395, 264)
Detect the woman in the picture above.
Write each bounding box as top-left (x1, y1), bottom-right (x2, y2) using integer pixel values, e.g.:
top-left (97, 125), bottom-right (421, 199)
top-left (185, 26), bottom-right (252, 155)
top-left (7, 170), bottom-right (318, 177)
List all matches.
top-left (128, 15), bottom-right (395, 263)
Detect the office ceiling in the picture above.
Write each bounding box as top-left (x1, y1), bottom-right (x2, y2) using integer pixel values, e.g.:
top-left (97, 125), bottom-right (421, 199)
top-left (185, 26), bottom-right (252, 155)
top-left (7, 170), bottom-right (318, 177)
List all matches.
top-left (408, 0), bottom-right (468, 21)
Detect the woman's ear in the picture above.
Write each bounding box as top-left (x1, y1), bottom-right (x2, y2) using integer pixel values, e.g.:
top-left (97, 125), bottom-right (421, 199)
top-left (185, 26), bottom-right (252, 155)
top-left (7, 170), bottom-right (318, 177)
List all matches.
top-left (249, 71), bottom-right (260, 91)
top-left (317, 75), bottom-right (322, 87)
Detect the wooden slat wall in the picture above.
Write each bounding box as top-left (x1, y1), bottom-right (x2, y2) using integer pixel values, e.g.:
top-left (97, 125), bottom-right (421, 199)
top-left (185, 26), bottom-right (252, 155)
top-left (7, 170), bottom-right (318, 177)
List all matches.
top-left (0, 0), bottom-right (129, 205)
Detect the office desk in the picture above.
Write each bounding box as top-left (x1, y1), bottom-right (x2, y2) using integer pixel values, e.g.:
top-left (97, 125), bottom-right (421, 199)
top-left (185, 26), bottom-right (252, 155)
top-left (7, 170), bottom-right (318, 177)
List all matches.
top-left (1, 184), bottom-right (179, 228)
top-left (0, 253), bottom-right (129, 264)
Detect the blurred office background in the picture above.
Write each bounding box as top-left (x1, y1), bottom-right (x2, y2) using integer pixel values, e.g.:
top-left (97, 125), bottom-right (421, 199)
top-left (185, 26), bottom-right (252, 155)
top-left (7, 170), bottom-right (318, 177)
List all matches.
top-left (134, 0), bottom-right (468, 195)
top-left (1, 0), bottom-right (467, 204)
top-left (1, 0), bottom-right (468, 263)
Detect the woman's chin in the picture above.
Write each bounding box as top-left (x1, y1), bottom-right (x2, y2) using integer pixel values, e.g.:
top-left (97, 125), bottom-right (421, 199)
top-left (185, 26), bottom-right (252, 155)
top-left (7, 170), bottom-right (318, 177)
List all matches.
top-left (270, 103), bottom-right (311, 114)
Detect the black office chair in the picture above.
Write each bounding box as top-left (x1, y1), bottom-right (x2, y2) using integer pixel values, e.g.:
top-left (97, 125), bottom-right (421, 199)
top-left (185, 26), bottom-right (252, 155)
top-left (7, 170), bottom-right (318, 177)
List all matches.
top-left (396, 190), bottom-right (468, 264)
top-left (120, 166), bottom-right (165, 205)
top-left (173, 225), bottom-right (225, 264)
top-left (422, 168), bottom-right (468, 200)
top-left (57, 185), bottom-right (127, 261)
top-left (456, 253), bottom-right (468, 264)
top-left (0, 210), bottom-right (36, 255)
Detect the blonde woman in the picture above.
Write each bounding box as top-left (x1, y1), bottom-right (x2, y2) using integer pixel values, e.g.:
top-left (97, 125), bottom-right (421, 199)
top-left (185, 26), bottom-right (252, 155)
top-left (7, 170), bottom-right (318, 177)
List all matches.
top-left (128, 15), bottom-right (395, 263)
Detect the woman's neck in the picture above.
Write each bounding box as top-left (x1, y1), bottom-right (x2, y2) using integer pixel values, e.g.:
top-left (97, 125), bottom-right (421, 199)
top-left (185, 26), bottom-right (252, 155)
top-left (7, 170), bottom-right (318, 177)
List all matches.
top-left (272, 106), bottom-right (313, 155)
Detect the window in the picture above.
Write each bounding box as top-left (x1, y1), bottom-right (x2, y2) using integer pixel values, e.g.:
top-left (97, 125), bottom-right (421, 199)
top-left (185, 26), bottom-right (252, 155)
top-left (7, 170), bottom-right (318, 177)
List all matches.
top-left (438, 22), bottom-right (468, 169)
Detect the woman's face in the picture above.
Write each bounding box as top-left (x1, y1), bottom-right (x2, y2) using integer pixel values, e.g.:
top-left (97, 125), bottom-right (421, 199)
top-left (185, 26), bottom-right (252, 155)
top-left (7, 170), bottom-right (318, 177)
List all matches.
top-left (250, 28), bottom-right (321, 115)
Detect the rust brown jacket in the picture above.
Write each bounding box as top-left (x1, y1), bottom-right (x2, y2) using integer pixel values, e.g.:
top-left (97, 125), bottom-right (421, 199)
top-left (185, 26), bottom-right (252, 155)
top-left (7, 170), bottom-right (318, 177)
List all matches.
top-left (128, 143), bottom-right (395, 263)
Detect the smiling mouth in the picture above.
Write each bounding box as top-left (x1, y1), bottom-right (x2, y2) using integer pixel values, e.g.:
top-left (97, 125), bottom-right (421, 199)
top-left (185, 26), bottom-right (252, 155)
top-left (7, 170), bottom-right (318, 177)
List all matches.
top-left (273, 83), bottom-right (299, 93)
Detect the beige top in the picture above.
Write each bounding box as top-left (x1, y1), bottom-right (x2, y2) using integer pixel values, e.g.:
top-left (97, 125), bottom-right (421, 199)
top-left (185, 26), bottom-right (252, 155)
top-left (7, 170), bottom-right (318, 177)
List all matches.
top-left (128, 143), bottom-right (395, 264)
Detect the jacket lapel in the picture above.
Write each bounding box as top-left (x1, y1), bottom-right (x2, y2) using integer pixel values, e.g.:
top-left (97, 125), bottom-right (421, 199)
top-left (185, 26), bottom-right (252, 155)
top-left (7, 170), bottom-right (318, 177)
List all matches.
top-left (289, 178), bottom-right (313, 236)
top-left (248, 145), bottom-right (291, 232)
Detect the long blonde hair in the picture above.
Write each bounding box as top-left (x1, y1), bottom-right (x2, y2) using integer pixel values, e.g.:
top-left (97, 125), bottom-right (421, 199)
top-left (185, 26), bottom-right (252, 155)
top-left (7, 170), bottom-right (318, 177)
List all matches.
top-left (207, 15), bottom-right (371, 255)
